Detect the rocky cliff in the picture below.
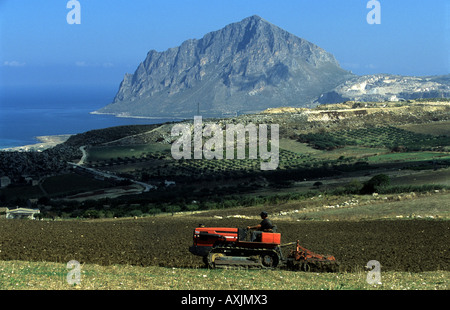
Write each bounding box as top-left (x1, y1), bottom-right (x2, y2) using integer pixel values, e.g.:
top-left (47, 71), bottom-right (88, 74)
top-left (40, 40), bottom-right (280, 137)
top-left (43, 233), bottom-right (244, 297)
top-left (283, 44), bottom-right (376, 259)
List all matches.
top-left (95, 15), bottom-right (353, 118)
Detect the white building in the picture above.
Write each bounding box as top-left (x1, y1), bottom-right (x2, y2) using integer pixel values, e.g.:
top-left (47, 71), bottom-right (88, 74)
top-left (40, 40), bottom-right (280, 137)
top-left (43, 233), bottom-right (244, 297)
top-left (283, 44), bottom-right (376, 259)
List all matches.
top-left (6, 207), bottom-right (40, 220)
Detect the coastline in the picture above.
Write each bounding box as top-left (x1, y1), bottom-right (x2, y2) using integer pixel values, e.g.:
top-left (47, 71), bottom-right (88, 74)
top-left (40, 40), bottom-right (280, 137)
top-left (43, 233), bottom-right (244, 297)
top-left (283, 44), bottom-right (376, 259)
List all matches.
top-left (0, 111), bottom-right (186, 152)
top-left (90, 111), bottom-right (186, 121)
top-left (0, 134), bottom-right (73, 152)
top-left (1, 113), bottom-right (184, 153)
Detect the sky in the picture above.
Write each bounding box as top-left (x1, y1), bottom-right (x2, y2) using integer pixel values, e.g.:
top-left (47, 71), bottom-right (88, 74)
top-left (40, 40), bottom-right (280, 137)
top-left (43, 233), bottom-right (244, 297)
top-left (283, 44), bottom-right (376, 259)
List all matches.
top-left (0, 0), bottom-right (449, 89)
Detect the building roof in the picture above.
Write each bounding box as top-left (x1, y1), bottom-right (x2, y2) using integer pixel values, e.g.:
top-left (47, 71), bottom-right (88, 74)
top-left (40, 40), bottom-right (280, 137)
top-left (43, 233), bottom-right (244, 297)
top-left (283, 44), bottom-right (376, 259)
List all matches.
top-left (6, 208), bottom-right (40, 214)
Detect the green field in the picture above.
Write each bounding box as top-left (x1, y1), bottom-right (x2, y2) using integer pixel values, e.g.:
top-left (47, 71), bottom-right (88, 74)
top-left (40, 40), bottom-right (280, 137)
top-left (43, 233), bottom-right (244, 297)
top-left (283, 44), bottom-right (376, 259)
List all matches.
top-left (0, 260), bottom-right (447, 290)
top-left (279, 138), bottom-right (323, 155)
top-left (367, 151), bottom-right (450, 163)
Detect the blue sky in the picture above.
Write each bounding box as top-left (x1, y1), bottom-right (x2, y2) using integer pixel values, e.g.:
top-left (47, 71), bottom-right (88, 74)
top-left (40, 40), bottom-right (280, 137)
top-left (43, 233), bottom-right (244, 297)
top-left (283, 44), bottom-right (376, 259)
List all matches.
top-left (0, 0), bottom-right (449, 88)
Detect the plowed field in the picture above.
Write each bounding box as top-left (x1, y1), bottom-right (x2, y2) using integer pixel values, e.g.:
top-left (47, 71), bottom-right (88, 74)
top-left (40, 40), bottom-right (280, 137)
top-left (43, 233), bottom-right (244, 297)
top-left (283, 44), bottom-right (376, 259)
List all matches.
top-left (0, 217), bottom-right (448, 272)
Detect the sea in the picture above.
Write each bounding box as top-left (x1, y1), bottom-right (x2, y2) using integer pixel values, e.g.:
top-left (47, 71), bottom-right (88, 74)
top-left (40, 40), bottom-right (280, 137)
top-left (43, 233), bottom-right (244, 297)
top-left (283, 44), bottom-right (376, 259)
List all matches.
top-left (0, 85), bottom-right (182, 149)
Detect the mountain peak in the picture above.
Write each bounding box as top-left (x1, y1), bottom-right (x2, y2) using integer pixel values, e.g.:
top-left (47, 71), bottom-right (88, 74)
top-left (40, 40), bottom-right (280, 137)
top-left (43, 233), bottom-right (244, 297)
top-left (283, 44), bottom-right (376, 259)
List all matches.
top-left (242, 14), bottom-right (264, 21)
top-left (241, 14), bottom-right (270, 25)
top-left (96, 16), bottom-right (353, 118)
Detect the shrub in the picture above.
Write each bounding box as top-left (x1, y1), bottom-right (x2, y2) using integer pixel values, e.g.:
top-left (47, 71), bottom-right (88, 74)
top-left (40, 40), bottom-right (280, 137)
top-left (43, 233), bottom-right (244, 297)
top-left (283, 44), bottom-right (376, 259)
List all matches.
top-left (165, 205), bottom-right (181, 216)
top-left (83, 209), bottom-right (100, 219)
top-left (185, 204), bottom-right (200, 212)
top-left (361, 174), bottom-right (390, 194)
top-left (147, 208), bottom-right (162, 216)
top-left (129, 209), bottom-right (143, 217)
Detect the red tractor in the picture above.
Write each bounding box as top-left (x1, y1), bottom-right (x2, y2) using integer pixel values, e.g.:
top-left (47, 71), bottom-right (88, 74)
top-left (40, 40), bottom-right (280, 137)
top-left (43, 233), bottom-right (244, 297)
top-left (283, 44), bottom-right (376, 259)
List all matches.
top-left (189, 225), bottom-right (339, 272)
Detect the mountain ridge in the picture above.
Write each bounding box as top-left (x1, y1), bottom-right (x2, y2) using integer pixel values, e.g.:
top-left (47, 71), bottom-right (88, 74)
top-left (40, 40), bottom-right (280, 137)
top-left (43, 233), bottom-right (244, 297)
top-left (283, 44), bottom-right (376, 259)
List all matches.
top-left (95, 15), bottom-right (449, 118)
top-left (95, 15), bottom-right (353, 118)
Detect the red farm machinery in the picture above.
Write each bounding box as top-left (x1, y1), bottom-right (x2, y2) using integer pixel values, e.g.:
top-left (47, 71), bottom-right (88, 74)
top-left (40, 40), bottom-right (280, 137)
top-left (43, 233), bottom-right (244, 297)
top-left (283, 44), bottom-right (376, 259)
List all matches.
top-left (189, 225), bottom-right (339, 272)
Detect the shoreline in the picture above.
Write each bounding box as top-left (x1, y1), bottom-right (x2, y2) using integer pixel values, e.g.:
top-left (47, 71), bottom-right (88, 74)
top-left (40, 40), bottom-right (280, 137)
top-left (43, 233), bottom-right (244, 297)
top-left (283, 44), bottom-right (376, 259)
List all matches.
top-left (90, 111), bottom-right (187, 121)
top-left (0, 134), bottom-right (73, 152)
top-left (0, 114), bottom-right (184, 152)
top-left (0, 112), bottom-right (185, 152)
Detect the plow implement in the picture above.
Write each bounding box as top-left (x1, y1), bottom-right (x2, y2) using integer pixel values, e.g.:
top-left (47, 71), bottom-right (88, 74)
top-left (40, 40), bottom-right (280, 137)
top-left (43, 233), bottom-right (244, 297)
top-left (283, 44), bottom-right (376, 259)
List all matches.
top-left (286, 240), bottom-right (339, 272)
top-left (189, 226), bottom-right (339, 272)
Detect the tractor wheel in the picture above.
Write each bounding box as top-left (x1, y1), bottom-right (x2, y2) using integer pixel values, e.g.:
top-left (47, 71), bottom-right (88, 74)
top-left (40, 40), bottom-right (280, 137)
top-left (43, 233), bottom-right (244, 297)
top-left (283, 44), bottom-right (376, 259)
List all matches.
top-left (261, 253), bottom-right (279, 268)
top-left (207, 252), bottom-right (224, 269)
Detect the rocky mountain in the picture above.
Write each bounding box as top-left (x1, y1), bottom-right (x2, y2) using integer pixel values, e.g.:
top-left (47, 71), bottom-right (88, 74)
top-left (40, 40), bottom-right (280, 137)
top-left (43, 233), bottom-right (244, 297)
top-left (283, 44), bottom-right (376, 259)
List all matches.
top-left (316, 74), bottom-right (450, 104)
top-left (95, 15), bottom-right (353, 118)
top-left (95, 15), bottom-right (449, 118)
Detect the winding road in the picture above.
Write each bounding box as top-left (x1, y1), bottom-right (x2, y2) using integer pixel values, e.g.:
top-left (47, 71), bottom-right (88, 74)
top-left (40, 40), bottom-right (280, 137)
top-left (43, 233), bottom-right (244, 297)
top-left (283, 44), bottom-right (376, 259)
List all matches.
top-left (69, 146), bottom-right (156, 193)
top-left (77, 146), bottom-right (88, 165)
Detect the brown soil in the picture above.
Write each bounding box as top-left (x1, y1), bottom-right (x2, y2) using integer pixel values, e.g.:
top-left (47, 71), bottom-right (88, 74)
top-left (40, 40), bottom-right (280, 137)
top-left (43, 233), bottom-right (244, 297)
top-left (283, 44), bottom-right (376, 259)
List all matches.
top-left (0, 217), bottom-right (448, 272)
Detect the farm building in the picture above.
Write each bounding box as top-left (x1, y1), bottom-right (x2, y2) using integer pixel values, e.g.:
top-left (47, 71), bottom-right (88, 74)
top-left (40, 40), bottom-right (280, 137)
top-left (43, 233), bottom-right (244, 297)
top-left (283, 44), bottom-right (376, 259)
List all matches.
top-left (6, 207), bottom-right (40, 220)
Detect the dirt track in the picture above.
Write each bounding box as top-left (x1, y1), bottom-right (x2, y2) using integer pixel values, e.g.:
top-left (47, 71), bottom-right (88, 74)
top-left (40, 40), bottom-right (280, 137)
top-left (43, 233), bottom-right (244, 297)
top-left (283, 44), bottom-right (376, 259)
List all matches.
top-left (0, 217), bottom-right (448, 272)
